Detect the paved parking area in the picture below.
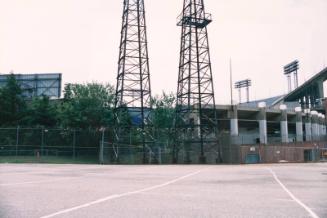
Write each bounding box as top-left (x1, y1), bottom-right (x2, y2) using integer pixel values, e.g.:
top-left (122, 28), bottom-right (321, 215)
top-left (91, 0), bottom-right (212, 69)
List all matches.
top-left (0, 163), bottom-right (326, 218)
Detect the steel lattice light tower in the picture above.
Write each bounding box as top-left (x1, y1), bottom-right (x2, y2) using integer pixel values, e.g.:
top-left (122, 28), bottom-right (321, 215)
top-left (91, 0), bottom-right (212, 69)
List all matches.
top-left (114, 0), bottom-right (152, 163)
top-left (174, 0), bottom-right (220, 163)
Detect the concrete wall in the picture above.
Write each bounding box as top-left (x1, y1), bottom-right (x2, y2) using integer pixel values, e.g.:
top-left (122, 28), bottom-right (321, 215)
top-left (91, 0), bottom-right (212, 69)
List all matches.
top-left (239, 142), bottom-right (325, 164)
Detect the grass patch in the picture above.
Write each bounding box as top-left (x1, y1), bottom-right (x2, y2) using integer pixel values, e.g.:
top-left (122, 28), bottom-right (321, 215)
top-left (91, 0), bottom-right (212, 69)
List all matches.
top-left (0, 156), bottom-right (99, 164)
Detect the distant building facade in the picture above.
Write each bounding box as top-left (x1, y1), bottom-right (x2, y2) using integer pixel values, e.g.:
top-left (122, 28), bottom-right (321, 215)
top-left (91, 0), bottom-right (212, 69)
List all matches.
top-left (0, 73), bottom-right (62, 99)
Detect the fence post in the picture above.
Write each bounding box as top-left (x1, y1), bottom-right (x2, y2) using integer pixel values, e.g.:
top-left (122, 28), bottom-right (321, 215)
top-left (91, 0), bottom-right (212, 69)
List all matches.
top-left (73, 130), bottom-right (76, 160)
top-left (158, 147), bottom-right (162, 164)
top-left (16, 126), bottom-right (19, 157)
top-left (229, 137), bottom-right (232, 163)
top-left (41, 127), bottom-right (44, 156)
top-left (129, 131), bottom-right (132, 145)
top-left (99, 128), bottom-right (105, 164)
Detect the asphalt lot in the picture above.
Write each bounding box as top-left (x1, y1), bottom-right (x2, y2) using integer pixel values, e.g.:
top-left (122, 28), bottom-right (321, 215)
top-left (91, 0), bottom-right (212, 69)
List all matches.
top-left (0, 163), bottom-right (326, 218)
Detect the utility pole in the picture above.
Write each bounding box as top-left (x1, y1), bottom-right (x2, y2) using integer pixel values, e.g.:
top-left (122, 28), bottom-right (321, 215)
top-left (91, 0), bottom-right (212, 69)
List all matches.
top-left (230, 58), bottom-right (233, 105)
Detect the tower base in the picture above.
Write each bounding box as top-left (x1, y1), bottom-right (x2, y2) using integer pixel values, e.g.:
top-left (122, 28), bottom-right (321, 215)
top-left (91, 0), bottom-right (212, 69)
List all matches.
top-left (199, 155), bottom-right (206, 164)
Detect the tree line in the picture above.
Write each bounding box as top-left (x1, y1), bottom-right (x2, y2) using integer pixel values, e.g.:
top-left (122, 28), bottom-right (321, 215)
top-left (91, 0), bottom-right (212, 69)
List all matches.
top-left (0, 74), bottom-right (175, 130)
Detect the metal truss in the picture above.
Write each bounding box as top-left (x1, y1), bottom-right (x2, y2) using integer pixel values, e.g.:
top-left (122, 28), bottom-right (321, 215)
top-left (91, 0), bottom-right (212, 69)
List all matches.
top-left (114, 0), bottom-right (153, 163)
top-left (174, 0), bottom-right (220, 163)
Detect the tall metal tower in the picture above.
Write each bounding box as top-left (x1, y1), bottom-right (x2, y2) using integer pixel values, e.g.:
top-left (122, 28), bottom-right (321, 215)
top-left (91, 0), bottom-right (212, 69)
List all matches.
top-left (174, 0), bottom-right (220, 163)
top-left (114, 0), bottom-right (152, 163)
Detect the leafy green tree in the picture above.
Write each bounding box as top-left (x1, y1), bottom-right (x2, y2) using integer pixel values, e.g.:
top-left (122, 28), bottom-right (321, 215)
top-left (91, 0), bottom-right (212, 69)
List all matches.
top-left (150, 92), bottom-right (176, 147)
top-left (58, 82), bottom-right (115, 129)
top-left (151, 92), bottom-right (175, 128)
top-left (0, 74), bottom-right (26, 126)
top-left (23, 96), bottom-right (58, 127)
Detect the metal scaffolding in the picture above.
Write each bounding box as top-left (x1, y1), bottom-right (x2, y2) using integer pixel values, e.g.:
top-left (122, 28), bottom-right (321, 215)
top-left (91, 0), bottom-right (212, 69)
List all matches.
top-left (174, 0), bottom-right (220, 163)
top-left (113, 0), bottom-right (153, 163)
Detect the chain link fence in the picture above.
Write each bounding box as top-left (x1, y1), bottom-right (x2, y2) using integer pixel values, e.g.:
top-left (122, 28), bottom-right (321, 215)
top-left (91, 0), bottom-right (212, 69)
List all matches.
top-left (1, 127), bottom-right (326, 164)
top-left (0, 128), bottom-right (102, 163)
top-left (0, 127), bottom-right (175, 164)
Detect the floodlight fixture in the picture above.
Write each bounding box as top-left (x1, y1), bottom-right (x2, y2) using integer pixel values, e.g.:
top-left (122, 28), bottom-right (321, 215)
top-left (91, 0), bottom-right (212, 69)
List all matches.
top-left (234, 79), bottom-right (252, 89)
top-left (235, 79), bottom-right (252, 103)
top-left (284, 60), bottom-right (299, 75)
top-left (284, 60), bottom-right (299, 91)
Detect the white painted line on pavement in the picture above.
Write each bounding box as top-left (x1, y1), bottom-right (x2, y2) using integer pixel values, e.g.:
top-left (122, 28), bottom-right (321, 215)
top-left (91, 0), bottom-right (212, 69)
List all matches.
top-left (267, 168), bottom-right (320, 218)
top-left (40, 169), bottom-right (205, 218)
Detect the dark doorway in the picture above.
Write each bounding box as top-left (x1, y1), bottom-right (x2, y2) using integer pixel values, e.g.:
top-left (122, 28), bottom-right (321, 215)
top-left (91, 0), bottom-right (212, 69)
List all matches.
top-left (304, 150), bottom-right (313, 162)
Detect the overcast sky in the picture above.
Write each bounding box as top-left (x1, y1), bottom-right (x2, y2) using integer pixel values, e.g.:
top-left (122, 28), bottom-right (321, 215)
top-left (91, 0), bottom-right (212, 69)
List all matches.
top-left (0, 0), bottom-right (327, 104)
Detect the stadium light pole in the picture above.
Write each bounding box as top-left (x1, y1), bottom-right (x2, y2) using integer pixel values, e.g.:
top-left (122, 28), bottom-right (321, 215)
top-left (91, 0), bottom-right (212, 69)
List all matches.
top-left (235, 79), bottom-right (252, 103)
top-left (284, 60), bottom-right (299, 92)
